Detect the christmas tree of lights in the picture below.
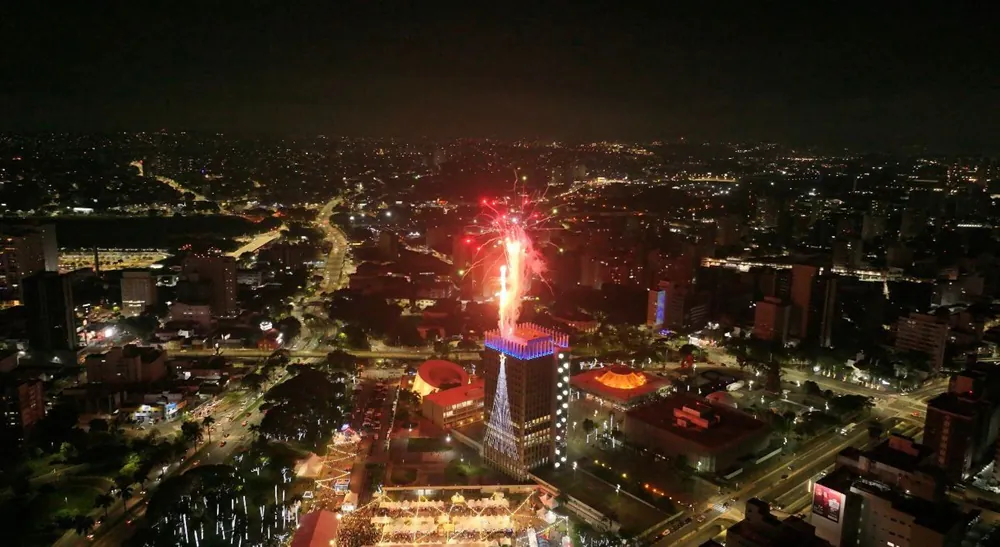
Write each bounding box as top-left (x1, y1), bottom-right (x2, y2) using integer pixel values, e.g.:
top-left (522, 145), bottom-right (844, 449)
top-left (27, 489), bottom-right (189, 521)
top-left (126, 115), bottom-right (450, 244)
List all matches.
top-left (484, 353), bottom-right (517, 458)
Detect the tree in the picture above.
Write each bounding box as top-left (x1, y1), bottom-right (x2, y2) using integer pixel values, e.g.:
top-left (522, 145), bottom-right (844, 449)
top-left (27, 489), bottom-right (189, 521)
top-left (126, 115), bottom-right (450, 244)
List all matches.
top-left (828, 395), bottom-right (874, 419)
top-left (94, 492), bottom-right (115, 520)
top-left (53, 513), bottom-right (76, 531)
top-left (73, 514), bottom-right (95, 536)
top-left (117, 483), bottom-right (134, 512)
top-left (582, 419), bottom-right (596, 435)
top-left (88, 418), bottom-right (110, 434)
top-left (181, 421), bottom-right (203, 445)
top-left (241, 372), bottom-right (266, 392)
top-left (803, 380), bottom-right (823, 397)
top-left (326, 350), bottom-right (357, 373)
top-left (59, 441), bottom-right (78, 461)
top-left (202, 416), bottom-right (215, 443)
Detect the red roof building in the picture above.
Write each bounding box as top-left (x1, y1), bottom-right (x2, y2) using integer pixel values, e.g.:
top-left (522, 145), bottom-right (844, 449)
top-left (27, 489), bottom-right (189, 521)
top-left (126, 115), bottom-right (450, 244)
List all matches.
top-left (291, 510), bottom-right (340, 547)
top-left (570, 365), bottom-right (668, 409)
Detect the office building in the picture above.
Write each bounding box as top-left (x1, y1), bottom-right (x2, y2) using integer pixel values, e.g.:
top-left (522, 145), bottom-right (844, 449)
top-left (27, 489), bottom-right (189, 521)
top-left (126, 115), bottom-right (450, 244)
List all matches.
top-left (624, 393), bottom-right (772, 473)
top-left (22, 271), bottom-right (75, 351)
top-left (790, 265), bottom-right (838, 347)
top-left (708, 498), bottom-right (830, 547)
top-left (924, 367), bottom-right (1000, 481)
top-left (646, 280), bottom-right (711, 330)
top-left (753, 297), bottom-right (791, 344)
top-left (481, 323), bottom-right (569, 480)
top-left (895, 312), bottom-right (949, 370)
top-left (182, 255), bottom-right (236, 316)
top-left (861, 214), bottom-right (886, 242)
top-left (421, 380), bottom-right (485, 430)
top-left (0, 378), bottom-right (45, 445)
top-left (0, 227), bottom-right (47, 301)
top-left (811, 463), bottom-right (976, 547)
top-left (121, 270), bottom-right (157, 317)
top-left (37, 224), bottom-right (58, 272)
top-left (835, 435), bottom-right (946, 502)
top-left (85, 345), bottom-right (167, 385)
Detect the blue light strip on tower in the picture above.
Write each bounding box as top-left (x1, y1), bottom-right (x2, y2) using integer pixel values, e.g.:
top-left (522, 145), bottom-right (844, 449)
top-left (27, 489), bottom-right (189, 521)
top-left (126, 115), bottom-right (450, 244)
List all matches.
top-left (484, 338), bottom-right (555, 360)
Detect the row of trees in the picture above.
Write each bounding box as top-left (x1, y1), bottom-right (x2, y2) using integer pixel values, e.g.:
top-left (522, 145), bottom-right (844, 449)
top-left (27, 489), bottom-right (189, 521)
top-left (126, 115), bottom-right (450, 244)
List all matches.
top-left (257, 365), bottom-right (347, 450)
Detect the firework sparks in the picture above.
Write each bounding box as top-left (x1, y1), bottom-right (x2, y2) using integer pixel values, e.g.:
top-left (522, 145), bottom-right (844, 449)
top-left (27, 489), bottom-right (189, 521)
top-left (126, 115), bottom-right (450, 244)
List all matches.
top-left (486, 203), bottom-right (545, 337)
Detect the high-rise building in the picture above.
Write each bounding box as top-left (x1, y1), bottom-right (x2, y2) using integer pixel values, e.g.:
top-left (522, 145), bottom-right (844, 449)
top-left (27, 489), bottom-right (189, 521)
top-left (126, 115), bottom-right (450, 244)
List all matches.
top-left (481, 323), bottom-right (569, 480)
top-left (182, 255), bottom-right (236, 316)
top-left (0, 378), bottom-right (45, 445)
top-left (835, 435), bottom-right (946, 502)
top-left (924, 367), bottom-right (1000, 481)
top-left (753, 297), bottom-right (791, 344)
top-left (0, 227), bottom-right (47, 302)
top-left (37, 224), bottom-right (58, 272)
top-left (811, 436), bottom-right (977, 547)
top-left (790, 265), bottom-right (837, 347)
top-left (121, 270), bottom-right (157, 317)
top-left (22, 271), bottom-right (75, 351)
top-left (860, 214), bottom-right (886, 242)
top-left (646, 280), bottom-right (711, 330)
top-left (895, 312), bottom-right (949, 370)
top-left (84, 345), bottom-right (167, 385)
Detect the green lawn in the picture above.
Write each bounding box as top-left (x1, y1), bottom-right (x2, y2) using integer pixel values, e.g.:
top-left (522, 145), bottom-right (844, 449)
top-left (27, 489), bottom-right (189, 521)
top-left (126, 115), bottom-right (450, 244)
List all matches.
top-left (390, 467), bottom-right (418, 485)
top-left (32, 483), bottom-right (103, 519)
top-left (406, 437), bottom-right (449, 452)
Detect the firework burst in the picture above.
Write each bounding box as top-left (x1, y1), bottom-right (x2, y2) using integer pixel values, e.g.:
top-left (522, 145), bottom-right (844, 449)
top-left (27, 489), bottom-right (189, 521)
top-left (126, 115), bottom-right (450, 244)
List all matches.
top-left (474, 189), bottom-right (552, 337)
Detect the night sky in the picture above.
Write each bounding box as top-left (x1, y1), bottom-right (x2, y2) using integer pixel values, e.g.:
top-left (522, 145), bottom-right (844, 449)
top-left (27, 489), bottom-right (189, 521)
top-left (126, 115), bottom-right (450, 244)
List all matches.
top-left (1, 3), bottom-right (997, 149)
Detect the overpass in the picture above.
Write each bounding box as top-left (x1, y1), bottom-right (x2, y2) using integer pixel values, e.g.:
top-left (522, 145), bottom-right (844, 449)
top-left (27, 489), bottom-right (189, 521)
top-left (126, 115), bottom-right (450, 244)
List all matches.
top-left (166, 347), bottom-right (482, 361)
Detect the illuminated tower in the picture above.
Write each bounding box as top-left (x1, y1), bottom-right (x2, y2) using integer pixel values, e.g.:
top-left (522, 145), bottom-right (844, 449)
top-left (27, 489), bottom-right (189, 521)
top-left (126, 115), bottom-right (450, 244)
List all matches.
top-left (482, 323), bottom-right (569, 480)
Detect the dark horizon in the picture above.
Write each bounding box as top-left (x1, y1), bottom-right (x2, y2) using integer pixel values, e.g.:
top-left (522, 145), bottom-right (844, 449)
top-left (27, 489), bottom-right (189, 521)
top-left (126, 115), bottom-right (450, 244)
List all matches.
top-left (2, 3), bottom-right (998, 152)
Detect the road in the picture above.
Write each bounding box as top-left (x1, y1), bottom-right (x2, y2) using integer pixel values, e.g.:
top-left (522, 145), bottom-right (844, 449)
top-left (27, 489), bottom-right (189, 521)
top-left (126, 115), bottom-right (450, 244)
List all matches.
top-left (650, 367), bottom-right (945, 547)
top-left (64, 374), bottom-right (283, 547)
top-left (315, 196), bottom-right (352, 294)
top-left (167, 347), bottom-right (483, 361)
top-left (226, 225), bottom-right (286, 258)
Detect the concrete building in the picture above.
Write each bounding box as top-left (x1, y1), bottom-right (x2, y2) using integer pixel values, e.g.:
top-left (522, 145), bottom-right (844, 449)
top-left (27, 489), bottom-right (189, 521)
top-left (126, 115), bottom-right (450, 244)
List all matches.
top-left (624, 393), bottom-right (772, 473)
top-left (168, 302), bottom-right (212, 326)
top-left (0, 227), bottom-right (46, 301)
top-left (713, 498), bottom-right (830, 547)
top-left (835, 435), bottom-right (946, 502)
top-left (121, 270), bottom-right (157, 317)
top-left (753, 297), bottom-right (791, 344)
top-left (22, 271), bottom-right (76, 351)
top-left (924, 367), bottom-right (1000, 481)
top-left (790, 265), bottom-right (838, 347)
top-left (85, 345), bottom-right (167, 385)
top-left (895, 312), bottom-right (949, 370)
top-left (37, 224), bottom-right (58, 272)
top-left (421, 380), bottom-right (485, 430)
top-left (0, 378), bottom-right (45, 445)
top-left (481, 324), bottom-right (569, 479)
top-left (810, 465), bottom-right (976, 547)
top-left (181, 255), bottom-right (236, 316)
top-left (647, 280), bottom-right (711, 330)
top-left (861, 214), bottom-right (886, 242)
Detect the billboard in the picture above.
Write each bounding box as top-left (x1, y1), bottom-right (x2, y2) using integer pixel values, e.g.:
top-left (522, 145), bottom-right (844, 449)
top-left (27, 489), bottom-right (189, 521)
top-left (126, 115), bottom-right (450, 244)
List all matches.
top-left (812, 484), bottom-right (844, 523)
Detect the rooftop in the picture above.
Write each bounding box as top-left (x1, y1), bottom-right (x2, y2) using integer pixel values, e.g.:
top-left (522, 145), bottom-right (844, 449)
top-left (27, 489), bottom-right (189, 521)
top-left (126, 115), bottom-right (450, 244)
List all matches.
top-left (818, 467), bottom-right (976, 535)
top-left (927, 391), bottom-right (982, 418)
top-left (626, 393), bottom-right (769, 452)
top-left (483, 322), bottom-right (568, 360)
top-left (862, 435), bottom-right (934, 473)
top-left (571, 365), bottom-right (667, 405)
top-left (424, 379), bottom-right (485, 408)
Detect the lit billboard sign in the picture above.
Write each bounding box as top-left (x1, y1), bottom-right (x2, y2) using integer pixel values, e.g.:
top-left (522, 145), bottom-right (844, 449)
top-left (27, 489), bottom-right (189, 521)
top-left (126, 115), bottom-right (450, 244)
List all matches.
top-left (812, 484), bottom-right (844, 523)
